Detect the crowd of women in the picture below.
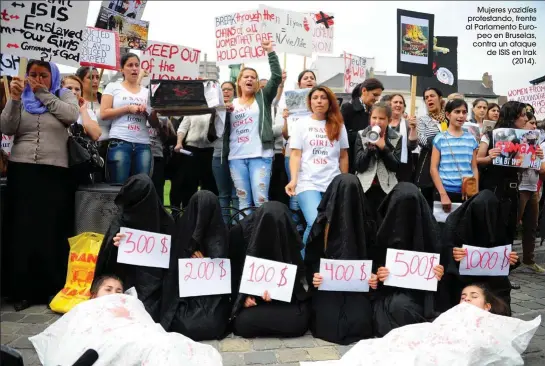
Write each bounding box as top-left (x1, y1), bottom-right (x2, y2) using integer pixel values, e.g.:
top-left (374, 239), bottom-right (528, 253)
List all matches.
top-left (0, 39), bottom-right (543, 344)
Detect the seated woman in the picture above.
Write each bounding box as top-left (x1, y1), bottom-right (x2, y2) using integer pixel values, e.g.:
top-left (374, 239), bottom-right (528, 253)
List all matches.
top-left (90, 275), bottom-right (124, 298)
top-left (160, 190), bottom-right (231, 341)
top-left (305, 174), bottom-right (378, 345)
top-left (93, 174), bottom-right (175, 321)
top-left (372, 182), bottom-right (444, 337)
top-left (354, 102), bottom-right (402, 214)
top-left (439, 190), bottom-right (519, 314)
top-left (230, 202), bottom-right (310, 338)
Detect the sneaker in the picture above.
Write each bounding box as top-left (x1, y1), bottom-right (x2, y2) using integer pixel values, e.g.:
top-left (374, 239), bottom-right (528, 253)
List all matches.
top-left (523, 263), bottom-right (545, 273)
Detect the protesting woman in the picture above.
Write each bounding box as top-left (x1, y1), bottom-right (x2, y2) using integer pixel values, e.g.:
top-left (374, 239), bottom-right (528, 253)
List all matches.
top-left (1, 60), bottom-right (79, 311)
top-left (285, 86), bottom-right (349, 254)
top-left (61, 75), bottom-right (101, 141)
top-left (388, 94), bottom-right (418, 182)
top-left (101, 53), bottom-right (159, 184)
top-left (486, 102), bottom-right (500, 122)
top-left (226, 39), bottom-right (282, 211)
top-left (470, 98), bottom-right (488, 129)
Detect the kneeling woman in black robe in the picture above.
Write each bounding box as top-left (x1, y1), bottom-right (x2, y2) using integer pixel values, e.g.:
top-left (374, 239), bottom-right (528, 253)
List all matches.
top-left (230, 201), bottom-right (310, 338)
top-left (160, 190), bottom-right (231, 340)
top-left (93, 174), bottom-right (175, 321)
top-left (372, 182), bottom-right (444, 337)
top-left (305, 174), bottom-right (378, 344)
top-left (439, 190), bottom-right (518, 314)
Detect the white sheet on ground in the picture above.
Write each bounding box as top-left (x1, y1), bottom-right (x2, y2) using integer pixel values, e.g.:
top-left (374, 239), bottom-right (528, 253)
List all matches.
top-left (300, 303), bottom-right (541, 366)
top-left (29, 294), bottom-right (223, 366)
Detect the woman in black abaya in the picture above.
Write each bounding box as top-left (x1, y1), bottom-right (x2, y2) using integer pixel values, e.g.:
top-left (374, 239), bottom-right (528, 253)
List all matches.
top-left (93, 174), bottom-right (174, 321)
top-left (230, 201), bottom-right (310, 338)
top-left (160, 190), bottom-right (231, 341)
top-left (372, 182), bottom-right (444, 337)
top-left (438, 190), bottom-right (519, 314)
top-left (305, 174), bottom-right (377, 344)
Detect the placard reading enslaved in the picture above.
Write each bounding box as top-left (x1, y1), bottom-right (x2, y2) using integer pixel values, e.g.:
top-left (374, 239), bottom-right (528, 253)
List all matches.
top-left (492, 128), bottom-right (543, 170)
top-left (80, 27), bottom-right (120, 70)
top-left (141, 41), bottom-right (200, 80)
top-left (0, 1), bottom-right (90, 67)
top-left (0, 53), bottom-right (20, 77)
top-left (95, 6), bottom-right (149, 50)
top-left (259, 5), bottom-right (312, 57)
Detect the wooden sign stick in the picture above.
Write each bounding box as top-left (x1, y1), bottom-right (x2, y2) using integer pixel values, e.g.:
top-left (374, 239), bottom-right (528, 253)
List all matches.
top-left (18, 57), bottom-right (27, 79)
top-left (303, 56), bottom-right (307, 70)
top-left (283, 53), bottom-right (287, 70)
top-left (2, 76), bottom-right (9, 99)
top-left (410, 75), bottom-right (417, 117)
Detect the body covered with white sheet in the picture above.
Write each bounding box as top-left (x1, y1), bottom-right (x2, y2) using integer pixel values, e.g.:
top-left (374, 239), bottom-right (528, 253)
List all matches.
top-left (30, 294), bottom-right (223, 366)
top-left (300, 302), bottom-right (540, 366)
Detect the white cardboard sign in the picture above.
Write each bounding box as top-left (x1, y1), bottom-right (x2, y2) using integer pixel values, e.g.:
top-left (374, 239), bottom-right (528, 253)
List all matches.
top-left (459, 244), bottom-right (512, 277)
top-left (141, 40), bottom-right (200, 81)
top-left (0, 53), bottom-right (20, 77)
top-left (239, 255), bottom-right (297, 302)
top-left (319, 259), bottom-right (373, 292)
top-left (116, 227), bottom-right (171, 269)
top-left (178, 258), bottom-right (231, 297)
top-left (384, 248), bottom-right (440, 292)
top-left (80, 27), bottom-right (120, 70)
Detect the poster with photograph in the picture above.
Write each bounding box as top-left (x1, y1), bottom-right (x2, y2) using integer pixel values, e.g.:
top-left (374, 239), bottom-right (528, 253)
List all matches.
top-left (492, 128), bottom-right (543, 170)
top-left (462, 122), bottom-right (481, 142)
top-left (101, 0), bottom-right (147, 20)
top-left (95, 6), bottom-right (149, 50)
top-left (284, 89), bottom-right (311, 114)
top-left (396, 9), bottom-right (434, 77)
top-left (416, 36), bottom-right (458, 97)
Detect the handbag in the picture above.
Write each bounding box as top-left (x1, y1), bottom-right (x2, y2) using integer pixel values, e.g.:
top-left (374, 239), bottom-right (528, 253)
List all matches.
top-left (67, 123), bottom-right (104, 170)
top-left (444, 132), bottom-right (478, 200)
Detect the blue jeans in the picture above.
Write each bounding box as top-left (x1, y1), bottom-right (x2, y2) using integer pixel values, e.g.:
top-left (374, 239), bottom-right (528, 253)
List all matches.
top-left (229, 157), bottom-right (272, 211)
top-left (284, 156), bottom-right (301, 212)
top-left (297, 190), bottom-right (324, 258)
top-left (212, 156), bottom-right (239, 223)
top-left (106, 139), bottom-right (152, 184)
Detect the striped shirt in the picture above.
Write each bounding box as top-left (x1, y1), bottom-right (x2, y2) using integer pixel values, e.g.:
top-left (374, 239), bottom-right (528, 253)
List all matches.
top-left (433, 131), bottom-right (478, 193)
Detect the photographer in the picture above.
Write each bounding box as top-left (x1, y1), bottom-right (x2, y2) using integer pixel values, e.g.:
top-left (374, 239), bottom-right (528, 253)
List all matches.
top-left (354, 102), bottom-right (402, 214)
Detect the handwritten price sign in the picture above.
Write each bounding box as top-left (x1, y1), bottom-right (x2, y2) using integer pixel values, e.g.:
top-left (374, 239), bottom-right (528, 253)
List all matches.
top-left (116, 227), bottom-right (171, 269)
top-left (384, 248), bottom-right (440, 292)
top-left (239, 256), bottom-right (297, 302)
top-left (178, 258), bottom-right (231, 297)
top-left (459, 244), bottom-right (512, 276)
top-left (319, 259), bottom-right (373, 292)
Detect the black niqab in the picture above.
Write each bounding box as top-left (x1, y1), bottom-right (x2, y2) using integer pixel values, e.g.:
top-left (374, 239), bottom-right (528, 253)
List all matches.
top-left (93, 174), bottom-right (174, 321)
top-left (230, 202), bottom-right (308, 319)
top-left (160, 190), bottom-right (230, 340)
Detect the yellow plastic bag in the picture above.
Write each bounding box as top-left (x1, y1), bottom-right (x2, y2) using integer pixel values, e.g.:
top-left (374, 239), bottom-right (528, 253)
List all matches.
top-left (49, 232), bottom-right (103, 314)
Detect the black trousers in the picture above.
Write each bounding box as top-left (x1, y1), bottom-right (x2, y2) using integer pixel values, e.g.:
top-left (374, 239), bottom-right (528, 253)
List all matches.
top-left (268, 153), bottom-right (289, 206)
top-left (151, 157), bottom-right (165, 204)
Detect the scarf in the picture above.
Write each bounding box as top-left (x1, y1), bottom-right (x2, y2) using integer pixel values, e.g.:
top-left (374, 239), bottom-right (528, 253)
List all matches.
top-left (21, 61), bottom-right (67, 114)
top-left (428, 109), bottom-right (448, 132)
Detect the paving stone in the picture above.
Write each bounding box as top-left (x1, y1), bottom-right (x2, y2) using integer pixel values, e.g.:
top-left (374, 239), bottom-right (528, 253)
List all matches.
top-left (219, 338), bottom-right (251, 352)
top-left (252, 338), bottom-right (284, 351)
top-left (1, 321), bottom-right (24, 334)
top-left (306, 346), bottom-right (340, 361)
top-left (18, 349), bottom-right (41, 366)
top-left (314, 338), bottom-right (336, 347)
top-left (20, 314), bottom-right (56, 324)
top-left (276, 349), bottom-right (310, 363)
top-left (221, 353), bottom-right (245, 366)
top-left (9, 336), bottom-right (34, 349)
top-left (282, 336), bottom-right (316, 348)
top-left (1, 333), bottom-right (19, 345)
top-left (17, 323), bottom-right (48, 336)
top-left (534, 326), bottom-right (545, 337)
top-left (16, 305), bottom-right (49, 315)
top-left (511, 292), bottom-right (536, 301)
top-left (1, 312), bottom-right (26, 322)
top-left (518, 301), bottom-right (545, 310)
top-left (337, 345), bottom-right (353, 356)
top-left (534, 298), bottom-right (545, 306)
top-left (244, 351), bottom-right (278, 364)
top-left (511, 303), bottom-right (530, 314)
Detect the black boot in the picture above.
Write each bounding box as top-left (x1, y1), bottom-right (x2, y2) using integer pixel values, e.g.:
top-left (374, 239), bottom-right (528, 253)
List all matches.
top-left (13, 299), bottom-right (31, 312)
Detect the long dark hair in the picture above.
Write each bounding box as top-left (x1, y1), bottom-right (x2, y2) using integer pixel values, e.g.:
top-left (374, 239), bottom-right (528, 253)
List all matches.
top-left (463, 283), bottom-right (510, 316)
top-left (495, 101), bottom-right (527, 129)
top-left (75, 66), bottom-right (102, 103)
top-left (307, 85), bottom-right (343, 141)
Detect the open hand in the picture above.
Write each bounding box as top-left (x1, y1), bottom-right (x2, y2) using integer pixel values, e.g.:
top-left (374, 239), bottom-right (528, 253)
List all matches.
top-left (27, 77), bottom-right (48, 93)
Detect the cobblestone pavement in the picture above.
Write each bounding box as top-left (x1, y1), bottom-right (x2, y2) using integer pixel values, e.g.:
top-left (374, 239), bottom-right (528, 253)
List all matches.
top-left (1, 255), bottom-right (544, 365)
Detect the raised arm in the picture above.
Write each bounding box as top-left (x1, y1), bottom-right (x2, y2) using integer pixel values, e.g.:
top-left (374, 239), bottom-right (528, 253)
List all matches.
top-left (36, 89), bottom-right (79, 126)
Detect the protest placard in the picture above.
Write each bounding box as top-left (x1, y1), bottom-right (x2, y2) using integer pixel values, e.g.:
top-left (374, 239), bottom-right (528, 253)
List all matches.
top-left (239, 256), bottom-right (297, 302)
top-left (432, 201), bottom-right (462, 223)
top-left (508, 84), bottom-right (545, 120)
top-left (492, 128), bottom-right (542, 170)
top-left (0, 53), bottom-right (20, 77)
top-left (308, 11), bottom-right (334, 54)
top-left (1, 134), bottom-right (13, 156)
top-left (459, 244), bottom-right (512, 277)
top-left (343, 52), bottom-right (375, 93)
top-left (259, 5), bottom-right (312, 58)
top-left (80, 27), bottom-right (120, 70)
top-left (101, 0), bottom-right (147, 20)
top-left (285, 89), bottom-right (311, 114)
top-left (141, 41), bottom-right (200, 80)
top-left (0, 1), bottom-right (89, 67)
top-left (178, 258), bottom-right (231, 297)
top-left (95, 6), bottom-right (149, 50)
top-left (116, 227), bottom-right (171, 269)
top-left (319, 259), bottom-right (373, 292)
top-left (384, 248), bottom-right (440, 292)
top-left (462, 122), bottom-right (480, 142)
top-left (215, 9), bottom-right (273, 65)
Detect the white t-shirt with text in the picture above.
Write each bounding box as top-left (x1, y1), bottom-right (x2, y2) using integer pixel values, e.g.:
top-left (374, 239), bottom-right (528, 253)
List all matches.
top-left (104, 83), bottom-right (150, 145)
top-left (289, 115), bottom-right (349, 194)
top-left (229, 98), bottom-right (273, 160)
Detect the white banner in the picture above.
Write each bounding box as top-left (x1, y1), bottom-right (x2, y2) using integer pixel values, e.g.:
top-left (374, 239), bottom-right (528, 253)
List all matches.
top-left (0, 53), bottom-right (20, 77)
top-left (141, 41), bottom-right (201, 81)
top-left (507, 84), bottom-right (545, 120)
top-left (308, 11), bottom-right (334, 54)
top-left (0, 1), bottom-right (89, 67)
top-left (80, 27), bottom-right (120, 70)
top-left (343, 52), bottom-right (375, 93)
top-left (384, 248), bottom-right (440, 292)
top-left (239, 255), bottom-right (297, 302)
top-left (116, 227), bottom-right (171, 269)
top-left (259, 5), bottom-right (312, 57)
top-left (178, 258), bottom-right (231, 298)
top-left (319, 259), bottom-right (373, 292)
top-left (459, 244), bottom-right (512, 277)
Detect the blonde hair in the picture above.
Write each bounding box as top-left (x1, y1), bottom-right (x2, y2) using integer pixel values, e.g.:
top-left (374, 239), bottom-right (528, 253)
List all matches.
top-left (236, 67), bottom-right (259, 97)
